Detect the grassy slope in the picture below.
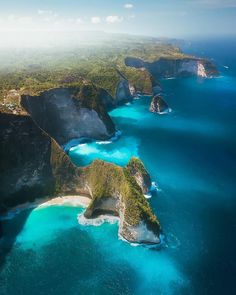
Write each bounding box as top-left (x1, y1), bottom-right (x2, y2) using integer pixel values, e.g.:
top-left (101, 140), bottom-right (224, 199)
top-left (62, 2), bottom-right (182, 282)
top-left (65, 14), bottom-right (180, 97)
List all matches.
top-left (84, 159), bottom-right (160, 231)
top-left (0, 36), bottom-right (191, 103)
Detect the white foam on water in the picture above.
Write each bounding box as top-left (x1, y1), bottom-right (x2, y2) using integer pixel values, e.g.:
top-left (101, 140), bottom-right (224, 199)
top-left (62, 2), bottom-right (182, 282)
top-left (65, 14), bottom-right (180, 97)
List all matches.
top-left (96, 140), bottom-right (112, 145)
top-left (63, 138), bottom-right (85, 151)
top-left (144, 193), bottom-right (152, 199)
top-left (150, 181), bottom-right (161, 192)
top-left (158, 108), bottom-right (172, 115)
top-left (77, 212), bottom-right (119, 227)
top-left (69, 135), bottom-right (139, 166)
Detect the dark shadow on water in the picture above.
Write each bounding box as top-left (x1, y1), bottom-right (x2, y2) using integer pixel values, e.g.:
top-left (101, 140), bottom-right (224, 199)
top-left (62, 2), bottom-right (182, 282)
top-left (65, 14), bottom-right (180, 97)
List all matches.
top-left (0, 226), bottom-right (140, 295)
top-left (150, 185), bottom-right (236, 295)
top-left (0, 208), bottom-right (33, 269)
top-left (185, 201), bottom-right (236, 295)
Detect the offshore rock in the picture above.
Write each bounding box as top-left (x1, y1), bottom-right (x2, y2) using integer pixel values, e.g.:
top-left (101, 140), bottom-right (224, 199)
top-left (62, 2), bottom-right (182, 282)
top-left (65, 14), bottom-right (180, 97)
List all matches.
top-left (150, 95), bottom-right (169, 114)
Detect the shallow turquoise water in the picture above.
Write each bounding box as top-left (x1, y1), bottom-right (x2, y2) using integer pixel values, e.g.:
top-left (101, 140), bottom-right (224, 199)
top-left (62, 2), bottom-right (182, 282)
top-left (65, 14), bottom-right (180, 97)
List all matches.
top-left (1, 39), bottom-right (236, 294)
top-left (1, 206), bottom-right (187, 294)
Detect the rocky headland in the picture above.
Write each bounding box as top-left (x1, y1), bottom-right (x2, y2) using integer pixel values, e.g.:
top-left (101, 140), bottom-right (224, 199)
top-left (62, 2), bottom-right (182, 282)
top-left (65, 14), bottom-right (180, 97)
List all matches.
top-left (0, 83), bottom-right (161, 244)
top-left (0, 37), bottom-right (218, 244)
top-left (125, 56), bottom-right (218, 80)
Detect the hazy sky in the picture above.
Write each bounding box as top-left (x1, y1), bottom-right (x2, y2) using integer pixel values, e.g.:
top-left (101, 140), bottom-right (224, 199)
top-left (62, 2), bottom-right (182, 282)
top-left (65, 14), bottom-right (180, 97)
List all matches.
top-left (0, 0), bottom-right (235, 37)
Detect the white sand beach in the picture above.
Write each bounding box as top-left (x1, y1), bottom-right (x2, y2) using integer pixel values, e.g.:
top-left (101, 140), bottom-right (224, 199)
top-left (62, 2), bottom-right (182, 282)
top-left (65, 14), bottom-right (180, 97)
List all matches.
top-left (37, 195), bottom-right (91, 208)
top-left (1, 195), bottom-right (91, 220)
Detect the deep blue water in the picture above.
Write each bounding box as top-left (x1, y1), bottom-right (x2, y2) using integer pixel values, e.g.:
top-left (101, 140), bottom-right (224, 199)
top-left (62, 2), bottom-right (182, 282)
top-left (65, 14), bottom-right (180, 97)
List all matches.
top-left (1, 38), bottom-right (236, 295)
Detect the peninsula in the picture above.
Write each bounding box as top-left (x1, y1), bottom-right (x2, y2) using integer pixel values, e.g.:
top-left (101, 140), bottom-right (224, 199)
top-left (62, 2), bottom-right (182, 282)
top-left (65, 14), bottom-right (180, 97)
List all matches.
top-left (0, 33), bottom-right (217, 244)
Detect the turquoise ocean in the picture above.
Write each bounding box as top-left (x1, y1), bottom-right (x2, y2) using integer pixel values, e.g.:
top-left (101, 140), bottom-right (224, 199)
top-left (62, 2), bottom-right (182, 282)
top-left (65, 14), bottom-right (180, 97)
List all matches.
top-left (1, 38), bottom-right (236, 294)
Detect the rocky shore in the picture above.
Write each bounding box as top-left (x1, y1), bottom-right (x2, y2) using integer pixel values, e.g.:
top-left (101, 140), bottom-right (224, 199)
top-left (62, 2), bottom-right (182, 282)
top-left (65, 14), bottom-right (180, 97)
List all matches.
top-left (0, 83), bottom-right (161, 244)
top-left (0, 42), bottom-right (218, 244)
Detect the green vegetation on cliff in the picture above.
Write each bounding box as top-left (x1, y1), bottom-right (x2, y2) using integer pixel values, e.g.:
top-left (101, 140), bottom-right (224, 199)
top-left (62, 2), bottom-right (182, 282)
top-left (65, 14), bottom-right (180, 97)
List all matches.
top-left (0, 34), bottom-right (192, 108)
top-left (85, 158), bottom-right (160, 232)
top-left (126, 157), bottom-right (150, 181)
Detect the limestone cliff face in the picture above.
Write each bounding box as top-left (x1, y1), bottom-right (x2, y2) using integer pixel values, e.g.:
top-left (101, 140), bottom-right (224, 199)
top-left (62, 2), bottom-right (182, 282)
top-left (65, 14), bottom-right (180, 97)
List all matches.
top-left (150, 95), bottom-right (169, 114)
top-left (0, 112), bottom-right (87, 211)
top-left (125, 57), bottom-right (218, 80)
top-left (0, 111), bottom-right (161, 244)
top-left (82, 159), bottom-right (161, 244)
top-left (115, 79), bottom-right (133, 104)
top-left (114, 69), bottom-right (134, 105)
top-left (21, 85), bottom-right (116, 145)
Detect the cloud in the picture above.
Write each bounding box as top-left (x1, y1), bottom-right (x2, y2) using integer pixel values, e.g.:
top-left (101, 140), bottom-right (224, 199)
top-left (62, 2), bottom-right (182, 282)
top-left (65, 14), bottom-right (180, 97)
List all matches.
top-left (17, 17), bottom-right (33, 25)
top-left (37, 9), bottom-right (53, 15)
top-left (128, 14), bottom-right (135, 19)
top-left (91, 16), bottom-right (101, 24)
top-left (37, 9), bottom-right (58, 22)
top-left (7, 14), bottom-right (32, 24)
top-left (106, 15), bottom-right (123, 23)
top-left (75, 18), bottom-right (84, 24)
top-left (124, 3), bottom-right (134, 9)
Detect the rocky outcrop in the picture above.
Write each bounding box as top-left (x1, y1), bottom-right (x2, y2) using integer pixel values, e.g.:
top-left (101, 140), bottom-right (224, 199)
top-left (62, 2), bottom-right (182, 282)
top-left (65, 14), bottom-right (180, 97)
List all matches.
top-left (150, 95), bottom-right (169, 114)
top-left (0, 112), bottom-right (89, 211)
top-left (125, 157), bottom-right (151, 194)
top-left (151, 76), bottom-right (162, 96)
top-left (113, 69), bottom-right (134, 105)
top-left (82, 159), bottom-right (161, 244)
top-left (21, 85), bottom-right (116, 145)
top-left (0, 111), bottom-right (161, 245)
top-left (98, 88), bottom-right (116, 110)
top-left (115, 79), bottom-right (133, 105)
top-left (125, 56), bottom-right (218, 79)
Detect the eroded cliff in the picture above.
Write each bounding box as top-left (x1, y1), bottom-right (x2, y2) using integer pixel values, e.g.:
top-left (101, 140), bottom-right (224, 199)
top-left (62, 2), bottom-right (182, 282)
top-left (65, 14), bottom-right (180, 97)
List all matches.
top-left (21, 85), bottom-right (116, 145)
top-left (0, 93), bottom-right (161, 244)
top-left (125, 56), bottom-right (218, 80)
top-left (82, 158), bottom-right (161, 244)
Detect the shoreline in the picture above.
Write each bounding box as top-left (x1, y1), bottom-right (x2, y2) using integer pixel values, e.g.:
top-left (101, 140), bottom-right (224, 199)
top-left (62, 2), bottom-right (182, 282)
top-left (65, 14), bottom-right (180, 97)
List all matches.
top-left (0, 195), bottom-right (91, 220)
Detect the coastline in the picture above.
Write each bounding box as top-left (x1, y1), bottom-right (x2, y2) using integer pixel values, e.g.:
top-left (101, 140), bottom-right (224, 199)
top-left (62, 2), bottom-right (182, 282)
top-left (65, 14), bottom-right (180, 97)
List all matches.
top-left (0, 195), bottom-right (91, 220)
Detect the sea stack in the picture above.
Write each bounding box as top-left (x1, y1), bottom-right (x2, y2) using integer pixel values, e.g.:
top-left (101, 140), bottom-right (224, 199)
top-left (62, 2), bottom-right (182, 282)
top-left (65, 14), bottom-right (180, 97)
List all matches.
top-left (149, 95), bottom-right (169, 114)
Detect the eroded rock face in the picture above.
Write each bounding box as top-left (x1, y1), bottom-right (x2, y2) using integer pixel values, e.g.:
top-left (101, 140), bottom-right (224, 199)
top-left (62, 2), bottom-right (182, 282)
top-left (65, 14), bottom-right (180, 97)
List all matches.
top-left (82, 159), bottom-right (161, 244)
top-left (21, 85), bottom-right (116, 145)
top-left (0, 80), bottom-right (161, 244)
top-left (125, 157), bottom-right (151, 194)
top-left (119, 221), bottom-right (160, 244)
top-left (151, 76), bottom-right (162, 96)
top-left (115, 79), bottom-right (133, 105)
top-left (0, 112), bottom-right (87, 211)
top-left (150, 95), bottom-right (169, 114)
top-left (0, 113), bottom-right (53, 210)
top-left (0, 110), bottom-right (161, 244)
top-left (125, 56), bottom-right (218, 79)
